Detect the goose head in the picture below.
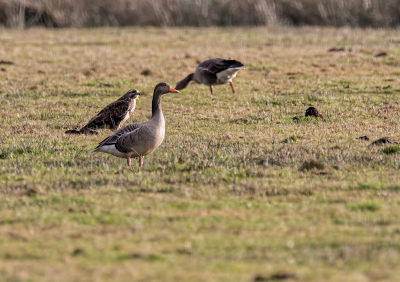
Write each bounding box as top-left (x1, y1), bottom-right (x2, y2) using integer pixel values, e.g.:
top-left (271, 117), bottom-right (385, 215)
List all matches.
top-left (154, 82), bottom-right (179, 95)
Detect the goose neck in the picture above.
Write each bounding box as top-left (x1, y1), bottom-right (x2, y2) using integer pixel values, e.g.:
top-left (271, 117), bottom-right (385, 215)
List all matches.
top-left (152, 91), bottom-right (163, 116)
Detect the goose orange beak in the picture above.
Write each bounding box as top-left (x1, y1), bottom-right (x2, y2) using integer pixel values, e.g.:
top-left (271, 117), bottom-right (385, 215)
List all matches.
top-left (169, 86), bottom-right (179, 93)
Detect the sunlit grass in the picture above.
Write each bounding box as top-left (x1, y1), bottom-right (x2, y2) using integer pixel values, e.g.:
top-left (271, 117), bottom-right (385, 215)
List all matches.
top-left (0, 27), bottom-right (400, 281)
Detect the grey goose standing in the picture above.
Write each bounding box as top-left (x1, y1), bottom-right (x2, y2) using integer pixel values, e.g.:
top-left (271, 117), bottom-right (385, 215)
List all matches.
top-left (90, 83), bottom-right (179, 167)
top-left (65, 89), bottom-right (140, 135)
top-left (175, 58), bottom-right (244, 96)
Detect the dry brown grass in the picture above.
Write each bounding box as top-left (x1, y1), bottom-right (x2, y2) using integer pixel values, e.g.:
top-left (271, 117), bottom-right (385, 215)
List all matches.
top-left (0, 26), bottom-right (400, 281)
top-left (1, 0), bottom-right (400, 28)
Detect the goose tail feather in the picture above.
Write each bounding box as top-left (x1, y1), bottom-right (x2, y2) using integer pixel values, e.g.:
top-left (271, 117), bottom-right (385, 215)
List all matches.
top-left (90, 147), bottom-right (101, 154)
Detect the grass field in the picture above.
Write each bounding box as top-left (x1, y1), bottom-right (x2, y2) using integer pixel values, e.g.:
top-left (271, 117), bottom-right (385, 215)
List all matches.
top-left (1, 26), bottom-right (400, 281)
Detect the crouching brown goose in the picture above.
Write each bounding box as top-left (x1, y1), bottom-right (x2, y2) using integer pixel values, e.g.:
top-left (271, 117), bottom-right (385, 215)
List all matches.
top-left (175, 58), bottom-right (244, 96)
top-left (65, 89), bottom-right (140, 135)
top-left (90, 83), bottom-right (179, 167)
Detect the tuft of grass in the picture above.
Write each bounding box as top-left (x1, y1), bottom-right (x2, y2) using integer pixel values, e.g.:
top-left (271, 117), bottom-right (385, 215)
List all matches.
top-left (358, 183), bottom-right (400, 190)
top-left (0, 151), bottom-right (10, 159)
top-left (248, 63), bottom-right (278, 72)
top-left (282, 134), bottom-right (298, 143)
top-left (347, 201), bottom-right (381, 212)
top-left (339, 80), bottom-right (351, 88)
top-left (382, 145), bottom-right (400, 154)
top-left (299, 159), bottom-right (324, 171)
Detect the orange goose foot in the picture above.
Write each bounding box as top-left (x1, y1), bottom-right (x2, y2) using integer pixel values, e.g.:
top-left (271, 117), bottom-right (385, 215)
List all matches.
top-left (127, 157), bottom-right (131, 167)
top-left (139, 156), bottom-right (144, 167)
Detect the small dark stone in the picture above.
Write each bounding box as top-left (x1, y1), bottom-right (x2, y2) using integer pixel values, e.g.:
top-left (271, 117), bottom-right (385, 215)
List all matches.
top-left (356, 136), bottom-right (370, 141)
top-left (305, 107), bottom-right (324, 120)
top-left (370, 137), bottom-right (398, 146)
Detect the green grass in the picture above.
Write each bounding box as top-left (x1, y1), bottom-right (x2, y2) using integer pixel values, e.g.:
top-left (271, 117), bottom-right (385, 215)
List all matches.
top-left (383, 145), bottom-right (400, 155)
top-left (0, 27), bottom-right (400, 281)
top-left (347, 201), bottom-right (381, 212)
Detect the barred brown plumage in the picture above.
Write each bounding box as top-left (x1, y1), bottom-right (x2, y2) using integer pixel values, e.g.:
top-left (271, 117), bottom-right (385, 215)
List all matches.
top-left (65, 89), bottom-right (140, 135)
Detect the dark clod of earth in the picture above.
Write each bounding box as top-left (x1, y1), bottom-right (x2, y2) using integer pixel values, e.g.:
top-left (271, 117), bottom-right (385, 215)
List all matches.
top-left (328, 47), bottom-right (351, 52)
top-left (374, 52), bottom-right (388, 57)
top-left (141, 69), bottom-right (152, 76)
top-left (0, 60), bottom-right (15, 65)
top-left (305, 107), bottom-right (324, 120)
top-left (71, 248), bottom-right (84, 256)
top-left (370, 137), bottom-right (398, 146)
top-left (293, 107), bottom-right (323, 121)
top-left (99, 83), bottom-right (116, 88)
top-left (356, 136), bottom-right (370, 141)
top-left (254, 271), bottom-right (297, 281)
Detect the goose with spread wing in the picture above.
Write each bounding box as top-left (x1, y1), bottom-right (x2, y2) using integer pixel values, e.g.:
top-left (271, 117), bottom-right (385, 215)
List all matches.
top-left (90, 83), bottom-right (179, 167)
top-left (175, 58), bottom-right (244, 96)
top-left (65, 89), bottom-right (140, 135)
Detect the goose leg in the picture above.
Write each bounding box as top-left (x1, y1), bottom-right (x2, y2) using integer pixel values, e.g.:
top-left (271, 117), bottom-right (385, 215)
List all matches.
top-left (210, 85), bottom-right (214, 96)
top-left (139, 156), bottom-right (144, 167)
top-left (127, 157), bottom-right (131, 167)
top-left (229, 81), bottom-right (237, 95)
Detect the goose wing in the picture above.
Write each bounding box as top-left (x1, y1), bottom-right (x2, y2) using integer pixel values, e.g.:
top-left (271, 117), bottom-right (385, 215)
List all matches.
top-left (84, 100), bottom-right (130, 129)
top-left (92, 123), bottom-right (141, 151)
top-left (198, 58), bottom-right (243, 75)
top-left (195, 67), bottom-right (218, 85)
